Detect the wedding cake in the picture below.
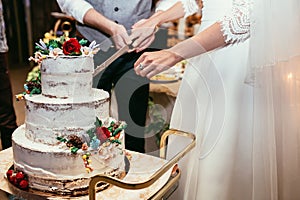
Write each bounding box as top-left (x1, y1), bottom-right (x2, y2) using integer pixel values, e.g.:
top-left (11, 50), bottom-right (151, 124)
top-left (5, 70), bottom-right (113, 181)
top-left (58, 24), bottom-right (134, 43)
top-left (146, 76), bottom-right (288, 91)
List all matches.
top-left (9, 37), bottom-right (127, 195)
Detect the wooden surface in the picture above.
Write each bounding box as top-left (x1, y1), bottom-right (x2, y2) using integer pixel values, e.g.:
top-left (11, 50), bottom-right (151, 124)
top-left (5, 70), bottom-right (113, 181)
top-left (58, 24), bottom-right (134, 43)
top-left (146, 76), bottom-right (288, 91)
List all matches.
top-left (150, 80), bottom-right (181, 98)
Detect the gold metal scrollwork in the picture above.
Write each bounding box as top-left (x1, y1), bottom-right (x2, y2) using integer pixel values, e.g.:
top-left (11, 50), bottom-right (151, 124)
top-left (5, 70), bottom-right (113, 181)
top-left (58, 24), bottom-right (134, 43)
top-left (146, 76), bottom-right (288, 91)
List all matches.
top-left (88, 129), bottom-right (196, 200)
top-left (61, 21), bottom-right (72, 37)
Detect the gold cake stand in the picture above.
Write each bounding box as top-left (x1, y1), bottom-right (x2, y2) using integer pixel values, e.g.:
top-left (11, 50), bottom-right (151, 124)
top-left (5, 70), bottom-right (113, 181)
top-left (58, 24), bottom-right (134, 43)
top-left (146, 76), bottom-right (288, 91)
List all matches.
top-left (0, 129), bottom-right (195, 200)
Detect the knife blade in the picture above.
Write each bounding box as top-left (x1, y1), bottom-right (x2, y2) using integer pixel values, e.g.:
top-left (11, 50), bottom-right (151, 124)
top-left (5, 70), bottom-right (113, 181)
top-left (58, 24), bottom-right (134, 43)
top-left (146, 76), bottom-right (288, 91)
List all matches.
top-left (93, 45), bottom-right (130, 77)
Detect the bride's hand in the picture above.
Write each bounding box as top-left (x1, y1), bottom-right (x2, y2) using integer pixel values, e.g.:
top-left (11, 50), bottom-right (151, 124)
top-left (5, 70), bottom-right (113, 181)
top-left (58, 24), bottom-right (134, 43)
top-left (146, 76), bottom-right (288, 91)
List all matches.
top-left (134, 50), bottom-right (183, 78)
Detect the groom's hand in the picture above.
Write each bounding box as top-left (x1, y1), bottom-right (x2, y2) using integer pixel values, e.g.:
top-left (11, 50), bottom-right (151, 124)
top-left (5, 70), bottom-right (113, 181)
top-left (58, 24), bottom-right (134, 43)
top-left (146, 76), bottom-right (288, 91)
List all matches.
top-left (130, 19), bottom-right (158, 52)
top-left (110, 23), bottom-right (132, 49)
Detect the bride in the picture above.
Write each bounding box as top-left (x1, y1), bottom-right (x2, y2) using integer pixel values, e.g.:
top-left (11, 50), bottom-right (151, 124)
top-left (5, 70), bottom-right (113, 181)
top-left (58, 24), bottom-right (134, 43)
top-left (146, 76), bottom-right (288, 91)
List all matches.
top-left (132, 0), bottom-right (300, 199)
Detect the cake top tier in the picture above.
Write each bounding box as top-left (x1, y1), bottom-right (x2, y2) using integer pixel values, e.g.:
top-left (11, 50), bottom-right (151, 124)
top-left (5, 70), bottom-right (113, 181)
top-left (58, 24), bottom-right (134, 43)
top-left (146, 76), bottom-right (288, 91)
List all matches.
top-left (29, 36), bottom-right (100, 63)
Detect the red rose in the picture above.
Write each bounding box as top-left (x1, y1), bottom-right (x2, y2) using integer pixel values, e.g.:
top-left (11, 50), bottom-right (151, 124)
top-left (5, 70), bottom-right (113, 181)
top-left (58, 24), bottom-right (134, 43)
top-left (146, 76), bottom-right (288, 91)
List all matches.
top-left (96, 127), bottom-right (111, 143)
top-left (62, 38), bottom-right (82, 55)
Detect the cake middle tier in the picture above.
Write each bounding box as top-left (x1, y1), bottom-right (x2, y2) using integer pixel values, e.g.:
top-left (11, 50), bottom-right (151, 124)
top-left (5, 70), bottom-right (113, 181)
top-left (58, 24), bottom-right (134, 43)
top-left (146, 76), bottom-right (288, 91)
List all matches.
top-left (25, 89), bottom-right (110, 145)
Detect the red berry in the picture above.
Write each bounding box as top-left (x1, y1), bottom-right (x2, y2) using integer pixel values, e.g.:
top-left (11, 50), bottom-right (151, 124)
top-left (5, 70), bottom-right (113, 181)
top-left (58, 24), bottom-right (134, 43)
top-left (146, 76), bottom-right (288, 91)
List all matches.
top-left (6, 169), bottom-right (13, 178)
top-left (9, 175), bottom-right (18, 186)
top-left (16, 172), bottom-right (25, 181)
top-left (9, 174), bottom-right (15, 182)
top-left (19, 180), bottom-right (29, 189)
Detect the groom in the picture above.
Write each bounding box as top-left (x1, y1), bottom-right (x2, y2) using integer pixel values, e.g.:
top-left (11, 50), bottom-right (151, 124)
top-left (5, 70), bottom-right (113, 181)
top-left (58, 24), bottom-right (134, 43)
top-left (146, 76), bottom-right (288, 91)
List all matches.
top-left (56, 0), bottom-right (170, 153)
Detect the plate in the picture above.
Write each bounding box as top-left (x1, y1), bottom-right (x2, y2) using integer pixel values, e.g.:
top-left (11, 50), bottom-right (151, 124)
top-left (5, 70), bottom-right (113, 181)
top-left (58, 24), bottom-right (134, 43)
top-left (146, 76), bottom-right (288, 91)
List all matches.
top-left (150, 74), bottom-right (179, 83)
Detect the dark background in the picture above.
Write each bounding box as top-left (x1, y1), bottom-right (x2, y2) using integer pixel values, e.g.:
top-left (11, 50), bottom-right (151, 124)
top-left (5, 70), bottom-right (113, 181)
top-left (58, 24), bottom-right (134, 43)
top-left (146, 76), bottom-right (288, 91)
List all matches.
top-left (3, 0), bottom-right (61, 67)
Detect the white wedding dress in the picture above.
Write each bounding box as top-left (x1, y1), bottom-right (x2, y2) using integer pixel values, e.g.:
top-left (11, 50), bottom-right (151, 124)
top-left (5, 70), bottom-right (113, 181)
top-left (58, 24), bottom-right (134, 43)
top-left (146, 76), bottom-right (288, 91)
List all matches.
top-left (167, 0), bottom-right (253, 199)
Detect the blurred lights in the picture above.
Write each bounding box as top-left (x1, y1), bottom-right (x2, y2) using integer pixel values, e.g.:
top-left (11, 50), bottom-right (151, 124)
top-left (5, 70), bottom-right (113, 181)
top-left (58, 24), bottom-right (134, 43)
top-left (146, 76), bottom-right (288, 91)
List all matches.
top-left (287, 73), bottom-right (293, 80)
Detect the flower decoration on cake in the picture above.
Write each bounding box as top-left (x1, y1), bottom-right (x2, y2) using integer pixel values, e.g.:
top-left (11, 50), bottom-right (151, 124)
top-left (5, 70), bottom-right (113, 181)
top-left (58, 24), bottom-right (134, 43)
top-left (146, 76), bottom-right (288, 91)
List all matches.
top-left (16, 66), bottom-right (41, 101)
top-left (57, 117), bottom-right (126, 153)
top-left (88, 117), bottom-right (127, 149)
top-left (56, 117), bottom-right (126, 173)
top-left (16, 35), bottom-right (100, 101)
top-left (62, 38), bottom-right (81, 55)
top-left (29, 35), bottom-right (100, 63)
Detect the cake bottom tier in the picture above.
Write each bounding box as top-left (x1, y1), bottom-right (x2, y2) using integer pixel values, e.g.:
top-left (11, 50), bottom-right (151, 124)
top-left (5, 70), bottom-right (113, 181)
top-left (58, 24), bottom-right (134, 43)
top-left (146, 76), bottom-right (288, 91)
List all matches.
top-left (12, 125), bottom-right (126, 195)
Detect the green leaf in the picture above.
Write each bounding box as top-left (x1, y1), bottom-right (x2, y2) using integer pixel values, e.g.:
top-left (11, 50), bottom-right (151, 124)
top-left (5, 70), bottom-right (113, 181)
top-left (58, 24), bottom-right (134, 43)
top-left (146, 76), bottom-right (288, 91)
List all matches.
top-left (108, 127), bottom-right (113, 132)
top-left (87, 127), bottom-right (96, 141)
top-left (35, 45), bottom-right (49, 55)
top-left (57, 136), bottom-right (67, 143)
top-left (111, 139), bottom-right (121, 144)
top-left (48, 39), bottom-right (60, 49)
top-left (110, 121), bottom-right (115, 127)
top-left (71, 147), bottom-right (79, 154)
top-left (60, 35), bottom-right (66, 44)
top-left (95, 117), bottom-right (102, 127)
top-left (79, 39), bottom-right (88, 45)
top-left (112, 127), bottom-right (123, 136)
top-left (69, 52), bottom-right (82, 56)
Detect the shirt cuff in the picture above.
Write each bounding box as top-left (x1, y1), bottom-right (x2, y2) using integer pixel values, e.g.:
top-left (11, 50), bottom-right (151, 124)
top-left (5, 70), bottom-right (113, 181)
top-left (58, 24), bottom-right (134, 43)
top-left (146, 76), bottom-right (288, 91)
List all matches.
top-left (155, 0), bottom-right (179, 12)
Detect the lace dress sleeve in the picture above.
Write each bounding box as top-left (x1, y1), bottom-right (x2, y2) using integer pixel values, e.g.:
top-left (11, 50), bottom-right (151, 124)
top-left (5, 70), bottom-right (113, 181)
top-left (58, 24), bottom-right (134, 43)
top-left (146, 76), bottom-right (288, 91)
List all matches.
top-left (219, 0), bottom-right (252, 44)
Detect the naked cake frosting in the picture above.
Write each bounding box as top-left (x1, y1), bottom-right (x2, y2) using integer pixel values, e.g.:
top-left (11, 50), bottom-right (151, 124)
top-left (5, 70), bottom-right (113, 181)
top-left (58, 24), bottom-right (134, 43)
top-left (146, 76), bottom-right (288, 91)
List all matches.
top-left (10, 36), bottom-right (127, 195)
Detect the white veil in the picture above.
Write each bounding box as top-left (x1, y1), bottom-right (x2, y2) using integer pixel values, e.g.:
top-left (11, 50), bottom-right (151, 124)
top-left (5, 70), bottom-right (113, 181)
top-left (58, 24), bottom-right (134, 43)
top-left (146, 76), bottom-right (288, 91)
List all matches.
top-left (250, 0), bottom-right (300, 199)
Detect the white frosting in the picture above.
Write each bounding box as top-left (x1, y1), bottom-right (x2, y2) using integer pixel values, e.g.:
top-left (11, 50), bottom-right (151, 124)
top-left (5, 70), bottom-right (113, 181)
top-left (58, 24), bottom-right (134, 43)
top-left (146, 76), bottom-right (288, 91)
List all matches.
top-left (25, 89), bottom-right (109, 145)
top-left (12, 125), bottom-right (125, 193)
top-left (12, 56), bottom-right (126, 194)
top-left (42, 72), bottom-right (93, 98)
top-left (41, 56), bottom-right (94, 98)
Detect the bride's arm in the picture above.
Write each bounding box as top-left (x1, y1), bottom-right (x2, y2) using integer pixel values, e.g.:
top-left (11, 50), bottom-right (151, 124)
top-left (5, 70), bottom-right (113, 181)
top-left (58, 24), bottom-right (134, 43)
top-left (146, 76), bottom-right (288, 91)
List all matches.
top-left (134, 0), bottom-right (252, 78)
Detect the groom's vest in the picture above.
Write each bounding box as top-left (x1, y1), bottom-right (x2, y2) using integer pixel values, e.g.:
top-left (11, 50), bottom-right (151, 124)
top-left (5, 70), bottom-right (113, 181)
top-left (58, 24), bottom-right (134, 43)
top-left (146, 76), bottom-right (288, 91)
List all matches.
top-left (76, 0), bottom-right (153, 50)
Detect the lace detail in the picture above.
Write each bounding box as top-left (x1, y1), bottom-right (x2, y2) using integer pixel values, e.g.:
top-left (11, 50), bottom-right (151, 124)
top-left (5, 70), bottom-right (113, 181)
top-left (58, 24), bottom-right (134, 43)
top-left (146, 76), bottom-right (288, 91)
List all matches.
top-left (179, 0), bottom-right (200, 18)
top-left (219, 0), bottom-right (252, 44)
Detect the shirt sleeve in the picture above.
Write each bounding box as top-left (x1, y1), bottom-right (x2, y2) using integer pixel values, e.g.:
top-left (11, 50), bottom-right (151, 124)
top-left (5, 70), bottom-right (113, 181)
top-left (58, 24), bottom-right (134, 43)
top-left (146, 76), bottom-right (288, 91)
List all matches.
top-left (56, 0), bottom-right (93, 24)
top-left (179, 0), bottom-right (199, 18)
top-left (155, 0), bottom-right (179, 11)
top-left (156, 0), bottom-right (199, 18)
top-left (219, 0), bottom-right (252, 44)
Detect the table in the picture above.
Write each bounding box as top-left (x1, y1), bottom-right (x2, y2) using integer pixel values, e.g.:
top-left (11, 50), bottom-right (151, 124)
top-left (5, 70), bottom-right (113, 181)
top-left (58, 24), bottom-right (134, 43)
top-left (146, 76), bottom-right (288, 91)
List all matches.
top-left (150, 80), bottom-right (180, 98)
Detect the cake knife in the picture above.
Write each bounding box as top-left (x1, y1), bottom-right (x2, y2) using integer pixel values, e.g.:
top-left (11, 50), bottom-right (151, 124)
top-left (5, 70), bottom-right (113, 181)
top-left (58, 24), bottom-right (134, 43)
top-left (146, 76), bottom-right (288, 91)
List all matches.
top-left (93, 45), bottom-right (130, 77)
